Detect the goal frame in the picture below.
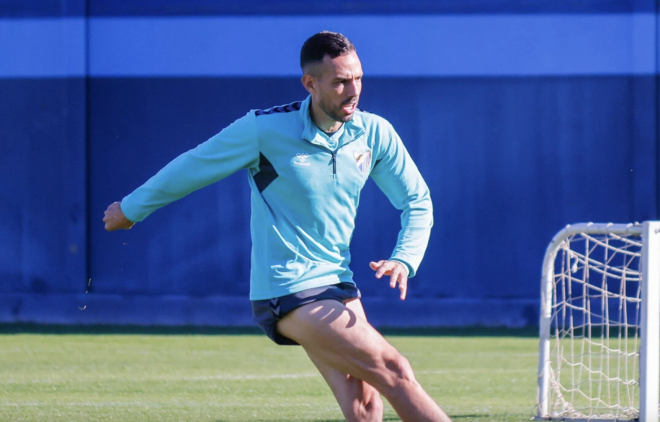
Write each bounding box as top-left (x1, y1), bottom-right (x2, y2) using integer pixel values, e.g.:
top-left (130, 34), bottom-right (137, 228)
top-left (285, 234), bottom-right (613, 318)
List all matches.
top-left (536, 222), bottom-right (660, 422)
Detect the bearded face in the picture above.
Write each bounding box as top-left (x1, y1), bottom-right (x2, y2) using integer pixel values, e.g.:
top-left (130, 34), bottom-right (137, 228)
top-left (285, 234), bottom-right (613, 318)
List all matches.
top-left (303, 51), bottom-right (363, 131)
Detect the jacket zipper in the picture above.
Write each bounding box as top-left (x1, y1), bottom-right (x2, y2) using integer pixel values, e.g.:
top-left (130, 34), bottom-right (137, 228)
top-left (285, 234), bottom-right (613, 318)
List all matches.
top-left (304, 137), bottom-right (360, 179)
top-left (331, 152), bottom-right (337, 179)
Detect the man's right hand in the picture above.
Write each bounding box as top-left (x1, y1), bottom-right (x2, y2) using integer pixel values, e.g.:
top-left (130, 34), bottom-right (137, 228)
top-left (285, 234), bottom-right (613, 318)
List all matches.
top-left (103, 202), bottom-right (135, 231)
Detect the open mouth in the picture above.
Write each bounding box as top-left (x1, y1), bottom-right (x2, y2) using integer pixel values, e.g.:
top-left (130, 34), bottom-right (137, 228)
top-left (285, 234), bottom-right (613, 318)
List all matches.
top-left (342, 102), bottom-right (357, 113)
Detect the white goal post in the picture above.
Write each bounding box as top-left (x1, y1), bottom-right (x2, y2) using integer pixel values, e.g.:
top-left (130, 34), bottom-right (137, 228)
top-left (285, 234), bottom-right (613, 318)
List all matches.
top-left (536, 222), bottom-right (660, 421)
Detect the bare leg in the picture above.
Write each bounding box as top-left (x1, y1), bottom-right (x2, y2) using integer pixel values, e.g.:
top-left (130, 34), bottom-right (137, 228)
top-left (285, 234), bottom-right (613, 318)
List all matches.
top-left (303, 299), bottom-right (383, 422)
top-left (306, 349), bottom-right (384, 422)
top-left (277, 299), bottom-right (452, 422)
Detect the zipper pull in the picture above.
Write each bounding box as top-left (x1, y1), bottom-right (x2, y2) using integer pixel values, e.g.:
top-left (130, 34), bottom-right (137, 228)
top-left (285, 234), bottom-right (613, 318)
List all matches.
top-left (331, 152), bottom-right (337, 179)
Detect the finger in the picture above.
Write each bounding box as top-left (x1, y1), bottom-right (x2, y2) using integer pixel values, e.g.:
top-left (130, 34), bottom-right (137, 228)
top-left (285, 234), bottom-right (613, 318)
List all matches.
top-left (376, 262), bottom-right (394, 279)
top-left (399, 274), bottom-right (408, 300)
top-left (389, 266), bottom-right (402, 289)
top-left (104, 216), bottom-right (117, 229)
top-left (103, 204), bottom-right (116, 218)
top-left (369, 260), bottom-right (385, 271)
top-left (399, 269), bottom-right (408, 300)
top-left (372, 261), bottom-right (389, 278)
top-left (106, 221), bottom-right (123, 232)
top-left (103, 212), bottom-right (114, 224)
top-left (388, 266), bottom-right (398, 288)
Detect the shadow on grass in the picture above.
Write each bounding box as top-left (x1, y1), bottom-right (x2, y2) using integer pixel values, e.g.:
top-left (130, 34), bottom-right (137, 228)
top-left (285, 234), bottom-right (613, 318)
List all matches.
top-left (0, 323), bottom-right (539, 337)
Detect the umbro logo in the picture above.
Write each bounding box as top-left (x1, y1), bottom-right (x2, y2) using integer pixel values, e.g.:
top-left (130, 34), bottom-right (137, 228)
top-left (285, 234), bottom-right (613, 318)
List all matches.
top-left (293, 153), bottom-right (311, 167)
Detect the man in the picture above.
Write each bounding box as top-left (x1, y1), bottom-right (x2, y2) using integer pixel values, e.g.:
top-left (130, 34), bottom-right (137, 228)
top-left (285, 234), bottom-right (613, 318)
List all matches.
top-left (103, 31), bottom-right (451, 422)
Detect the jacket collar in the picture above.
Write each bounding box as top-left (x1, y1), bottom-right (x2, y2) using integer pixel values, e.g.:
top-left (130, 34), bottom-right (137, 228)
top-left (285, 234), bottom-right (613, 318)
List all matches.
top-left (300, 95), bottom-right (365, 147)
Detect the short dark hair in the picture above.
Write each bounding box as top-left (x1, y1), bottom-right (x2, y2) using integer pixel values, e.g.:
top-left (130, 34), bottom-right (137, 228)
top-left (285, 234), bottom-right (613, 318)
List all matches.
top-left (300, 31), bottom-right (355, 72)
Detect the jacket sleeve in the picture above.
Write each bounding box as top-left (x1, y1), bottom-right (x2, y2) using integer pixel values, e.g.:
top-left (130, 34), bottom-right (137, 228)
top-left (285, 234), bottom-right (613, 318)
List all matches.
top-left (369, 122), bottom-right (433, 277)
top-left (120, 111), bottom-right (260, 223)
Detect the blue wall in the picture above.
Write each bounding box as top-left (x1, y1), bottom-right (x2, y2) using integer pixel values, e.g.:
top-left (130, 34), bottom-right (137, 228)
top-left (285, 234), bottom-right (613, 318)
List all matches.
top-left (1, 0), bottom-right (658, 327)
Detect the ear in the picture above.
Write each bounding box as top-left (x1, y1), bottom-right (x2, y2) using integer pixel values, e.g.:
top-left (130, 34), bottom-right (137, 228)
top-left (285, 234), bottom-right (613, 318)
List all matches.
top-left (301, 73), bottom-right (316, 95)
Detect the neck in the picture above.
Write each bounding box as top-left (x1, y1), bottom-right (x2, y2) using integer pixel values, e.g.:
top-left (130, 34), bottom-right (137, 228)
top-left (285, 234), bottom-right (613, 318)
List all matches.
top-left (310, 101), bottom-right (342, 133)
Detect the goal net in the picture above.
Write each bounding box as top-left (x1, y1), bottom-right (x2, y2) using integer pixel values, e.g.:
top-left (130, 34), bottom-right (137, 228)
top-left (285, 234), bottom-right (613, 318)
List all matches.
top-left (536, 222), bottom-right (660, 422)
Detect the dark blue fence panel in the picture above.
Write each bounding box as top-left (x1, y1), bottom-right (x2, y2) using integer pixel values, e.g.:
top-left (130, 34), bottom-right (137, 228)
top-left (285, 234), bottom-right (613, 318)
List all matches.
top-left (0, 80), bottom-right (87, 296)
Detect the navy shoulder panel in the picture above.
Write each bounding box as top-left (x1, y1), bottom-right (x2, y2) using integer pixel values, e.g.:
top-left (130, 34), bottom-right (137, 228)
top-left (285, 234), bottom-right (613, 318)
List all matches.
top-left (255, 101), bottom-right (302, 116)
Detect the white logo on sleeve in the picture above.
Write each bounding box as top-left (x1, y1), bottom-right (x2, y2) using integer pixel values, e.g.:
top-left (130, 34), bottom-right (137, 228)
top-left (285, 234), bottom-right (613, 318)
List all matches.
top-left (293, 153), bottom-right (311, 167)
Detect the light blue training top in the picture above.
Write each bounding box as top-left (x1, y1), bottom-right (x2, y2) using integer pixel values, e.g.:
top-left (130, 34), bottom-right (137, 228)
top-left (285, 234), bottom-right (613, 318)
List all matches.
top-left (121, 96), bottom-right (433, 300)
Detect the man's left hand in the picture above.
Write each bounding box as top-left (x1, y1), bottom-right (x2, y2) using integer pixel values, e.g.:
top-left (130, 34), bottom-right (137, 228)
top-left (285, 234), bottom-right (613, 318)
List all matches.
top-left (369, 260), bottom-right (408, 300)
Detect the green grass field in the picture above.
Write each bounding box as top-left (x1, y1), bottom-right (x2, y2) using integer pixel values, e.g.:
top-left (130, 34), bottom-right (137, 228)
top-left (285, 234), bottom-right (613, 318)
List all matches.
top-left (0, 326), bottom-right (539, 422)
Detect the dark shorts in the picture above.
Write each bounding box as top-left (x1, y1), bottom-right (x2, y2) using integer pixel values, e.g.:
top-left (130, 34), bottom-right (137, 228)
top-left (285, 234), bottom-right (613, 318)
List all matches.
top-left (251, 282), bottom-right (361, 346)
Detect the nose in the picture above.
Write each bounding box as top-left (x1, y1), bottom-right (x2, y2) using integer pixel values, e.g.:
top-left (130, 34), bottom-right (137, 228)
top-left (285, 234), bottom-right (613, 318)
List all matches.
top-left (346, 79), bottom-right (360, 98)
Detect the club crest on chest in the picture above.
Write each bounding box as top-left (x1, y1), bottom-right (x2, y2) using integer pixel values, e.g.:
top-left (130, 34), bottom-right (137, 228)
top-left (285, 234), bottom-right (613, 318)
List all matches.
top-left (354, 151), bottom-right (372, 175)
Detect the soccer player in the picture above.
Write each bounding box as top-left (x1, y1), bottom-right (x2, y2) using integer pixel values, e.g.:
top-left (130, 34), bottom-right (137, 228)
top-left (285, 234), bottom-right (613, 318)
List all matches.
top-left (103, 31), bottom-right (451, 422)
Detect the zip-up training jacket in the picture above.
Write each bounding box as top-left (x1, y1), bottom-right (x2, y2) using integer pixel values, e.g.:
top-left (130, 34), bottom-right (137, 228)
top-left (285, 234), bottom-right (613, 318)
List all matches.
top-left (120, 95), bottom-right (433, 300)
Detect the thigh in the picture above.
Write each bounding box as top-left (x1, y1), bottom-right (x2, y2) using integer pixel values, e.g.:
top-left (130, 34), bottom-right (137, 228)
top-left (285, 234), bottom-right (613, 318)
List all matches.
top-left (303, 300), bottom-right (382, 400)
top-left (276, 298), bottom-right (398, 387)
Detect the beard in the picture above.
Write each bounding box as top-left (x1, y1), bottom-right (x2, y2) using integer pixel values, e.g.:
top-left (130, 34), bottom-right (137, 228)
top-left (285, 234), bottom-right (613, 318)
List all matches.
top-left (318, 96), bottom-right (358, 123)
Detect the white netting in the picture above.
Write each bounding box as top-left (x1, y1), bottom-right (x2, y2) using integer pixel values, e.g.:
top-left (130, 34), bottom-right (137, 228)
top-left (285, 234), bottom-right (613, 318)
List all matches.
top-left (547, 231), bottom-right (643, 420)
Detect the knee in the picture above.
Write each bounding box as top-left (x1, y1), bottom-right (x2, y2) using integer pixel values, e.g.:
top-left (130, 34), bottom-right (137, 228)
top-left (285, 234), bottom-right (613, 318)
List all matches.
top-left (364, 391), bottom-right (384, 416)
top-left (354, 388), bottom-right (383, 421)
top-left (380, 352), bottom-right (418, 391)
